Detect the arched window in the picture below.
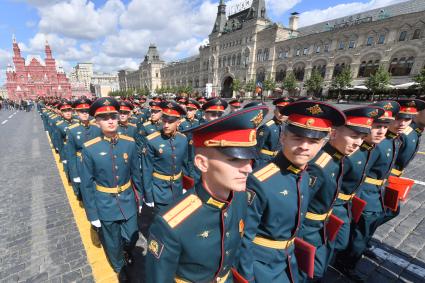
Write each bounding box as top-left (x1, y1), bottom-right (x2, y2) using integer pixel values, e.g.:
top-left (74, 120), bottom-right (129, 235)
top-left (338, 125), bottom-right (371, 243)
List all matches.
top-left (256, 68), bottom-right (265, 83)
top-left (294, 64), bottom-right (305, 81)
top-left (237, 53), bottom-right (241, 65)
top-left (389, 56), bottom-right (415, 76)
top-left (275, 67), bottom-right (287, 82)
top-left (312, 63), bottom-right (326, 78)
top-left (358, 59), bottom-right (380, 77)
top-left (263, 48), bottom-right (269, 61)
top-left (333, 63), bottom-right (347, 78)
top-left (232, 54), bottom-right (236, 66)
top-left (257, 49), bottom-right (263, 62)
top-left (278, 48), bottom-right (284, 59)
top-left (227, 56), bottom-right (231, 66)
top-left (412, 29), bottom-right (421, 40)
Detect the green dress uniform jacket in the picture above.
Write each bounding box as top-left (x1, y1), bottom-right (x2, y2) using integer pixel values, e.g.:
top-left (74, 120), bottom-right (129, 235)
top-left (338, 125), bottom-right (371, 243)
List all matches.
top-left (65, 122), bottom-right (101, 196)
top-left (117, 122), bottom-right (137, 139)
top-left (80, 134), bottom-right (143, 222)
top-left (255, 118), bottom-right (283, 167)
top-left (141, 131), bottom-right (190, 208)
top-left (145, 182), bottom-right (248, 283)
top-left (135, 120), bottom-right (163, 151)
top-left (237, 152), bottom-right (310, 283)
top-left (332, 142), bottom-right (374, 251)
top-left (298, 143), bottom-right (345, 279)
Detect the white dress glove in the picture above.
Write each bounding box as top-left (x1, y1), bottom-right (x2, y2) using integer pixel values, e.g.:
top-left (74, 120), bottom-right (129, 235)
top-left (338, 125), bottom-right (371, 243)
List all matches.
top-left (91, 220), bottom-right (101, 228)
top-left (145, 202), bottom-right (154, 208)
top-left (73, 177), bottom-right (81, 183)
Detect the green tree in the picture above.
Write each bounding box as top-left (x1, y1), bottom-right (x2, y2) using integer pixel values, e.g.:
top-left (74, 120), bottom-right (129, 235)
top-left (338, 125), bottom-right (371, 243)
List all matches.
top-left (263, 77), bottom-right (277, 97)
top-left (232, 79), bottom-right (242, 93)
top-left (413, 68), bottom-right (425, 94)
top-left (331, 66), bottom-right (353, 101)
top-left (245, 80), bottom-right (256, 96)
top-left (366, 66), bottom-right (392, 101)
top-left (305, 69), bottom-right (324, 97)
top-left (282, 72), bottom-right (297, 96)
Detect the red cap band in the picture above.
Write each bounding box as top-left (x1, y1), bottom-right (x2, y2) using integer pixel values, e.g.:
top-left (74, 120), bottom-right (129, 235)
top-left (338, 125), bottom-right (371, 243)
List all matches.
top-left (95, 106), bottom-right (118, 116)
top-left (276, 102), bottom-right (290, 107)
top-left (60, 105), bottom-right (72, 110)
top-left (399, 106), bottom-right (417, 115)
top-left (120, 106), bottom-right (131, 111)
top-left (288, 113), bottom-right (332, 131)
top-left (230, 102), bottom-right (241, 107)
top-left (346, 116), bottom-right (373, 128)
top-left (75, 104), bottom-right (90, 109)
top-left (206, 105), bottom-right (225, 112)
top-left (163, 108), bottom-right (180, 117)
top-left (187, 103), bottom-right (198, 109)
top-left (193, 129), bottom-right (257, 147)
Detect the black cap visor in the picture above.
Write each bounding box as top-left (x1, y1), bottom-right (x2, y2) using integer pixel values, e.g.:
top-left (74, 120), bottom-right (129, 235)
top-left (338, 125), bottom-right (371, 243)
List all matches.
top-left (218, 147), bottom-right (259, 160)
top-left (396, 113), bottom-right (414, 120)
top-left (286, 124), bottom-right (329, 139)
top-left (346, 125), bottom-right (371, 135)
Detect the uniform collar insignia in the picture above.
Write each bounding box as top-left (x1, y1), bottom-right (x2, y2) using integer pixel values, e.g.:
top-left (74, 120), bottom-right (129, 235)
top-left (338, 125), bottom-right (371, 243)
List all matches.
top-left (206, 197), bottom-right (225, 209)
top-left (387, 131), bottom-right (397, 139)
top-left (287, 164), bottom-right (301, 174)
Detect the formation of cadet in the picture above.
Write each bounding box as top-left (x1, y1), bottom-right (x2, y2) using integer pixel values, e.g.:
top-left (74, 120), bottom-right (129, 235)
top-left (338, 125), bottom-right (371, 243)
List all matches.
top-left (37, 94), bottom-right (425, 282)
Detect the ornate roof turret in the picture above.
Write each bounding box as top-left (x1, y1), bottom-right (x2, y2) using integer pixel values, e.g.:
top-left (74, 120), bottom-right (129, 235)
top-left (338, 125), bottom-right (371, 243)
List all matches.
top-left (212, 0), bottom-right (227, 34)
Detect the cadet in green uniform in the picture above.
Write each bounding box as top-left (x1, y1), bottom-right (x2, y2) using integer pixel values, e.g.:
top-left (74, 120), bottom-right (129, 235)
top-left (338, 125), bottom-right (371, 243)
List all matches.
top-left (338, 101), bottom-right (400, 281)
top-left (195, 96), bottom-right (207, 121)
top-left (135, 101), bottom-right (163, 150)
top-left (256, 97), bottom-right (292, 167)
top-left (80, 97), bottom-right (143, 281)
top-left (141, 101), bottom-right (191, 211)
top-left (65, 98), bottom-right (101, 200)
top-left (145, 105), bottom-right (268, 283)
top-left (238, 101), bottom-right (345, 283)
top-left (54, 100), bottom-right (78, 181)
top-left (330, 106), bottom-right (385, 261)
top-left (229, 99), bottom-right (242, 112)
top-left (179, 99), bottom-right (202, 185)
top-left (201, 97), bottom-right (228, 123)
top-left (117, 101), bottom-right (137, 138)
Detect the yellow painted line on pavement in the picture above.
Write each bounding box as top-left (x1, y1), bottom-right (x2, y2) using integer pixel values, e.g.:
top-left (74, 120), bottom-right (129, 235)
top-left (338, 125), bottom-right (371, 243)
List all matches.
top-left (47, 133), bottom-right (117, 283)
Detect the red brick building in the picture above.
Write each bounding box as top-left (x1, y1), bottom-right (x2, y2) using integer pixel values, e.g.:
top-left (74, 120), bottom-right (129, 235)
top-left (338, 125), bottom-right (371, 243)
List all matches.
top-left (5, 37), bottom-right (72, 101)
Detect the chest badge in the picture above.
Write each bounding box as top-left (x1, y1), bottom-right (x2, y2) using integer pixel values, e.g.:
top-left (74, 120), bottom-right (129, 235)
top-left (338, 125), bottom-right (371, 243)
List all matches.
top-left (280, 190), bottom-right (288, 196)
top-left (123, 153), bottom-right (128, 163)
top-left (99, 152), bottom-right (107, 156)
top-left (198, 230), bottom-right (210, 238)
top-left (158, 148), bottom-right (163, 154)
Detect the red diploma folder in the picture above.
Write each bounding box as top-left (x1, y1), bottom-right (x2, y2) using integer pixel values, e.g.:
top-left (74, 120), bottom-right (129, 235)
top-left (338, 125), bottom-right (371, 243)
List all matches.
top-left (182, 175), bottom-right (195, 189)
top-left (387, 176), bottom-right (415, 201)
top-left (231, 268), bottom-right (248, 283)
top-left (384, 186), bottom-right (400, 211)
top-left (325, 214), bottom-right (344, 242)
top-left (294, 237), bottom-right (316, 279)
top-left (351, 196), bottom-right (367, 224)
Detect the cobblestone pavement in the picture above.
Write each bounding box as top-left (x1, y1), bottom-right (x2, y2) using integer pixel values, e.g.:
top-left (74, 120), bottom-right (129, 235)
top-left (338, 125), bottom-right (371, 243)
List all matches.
top-left (0, 109), bottom-right (94, 283)
top-left (0, 102), bottom-right (424, 283)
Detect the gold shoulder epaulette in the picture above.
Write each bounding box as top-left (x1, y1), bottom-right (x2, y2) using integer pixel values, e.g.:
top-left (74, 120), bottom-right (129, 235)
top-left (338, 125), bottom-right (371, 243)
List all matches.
top-left (120, 135), bottom-right (135, 142)
top-left (147, 131), bottom-right (161, 141)
top-left (84, 137), bottom-right (101, 148)
top-left (143, 121), bottom-right (152, 126)
top-left (404, 126), bottom-right (413, 135)
top-left (56, 121), bottom-right (63, 126)
top-left (253, 163), bottom-right (280, 182)
top-left (266, 120), bottom-right (275, 127)
top-left (315, 152), bottom-right (332, 168)
top-left (68, 123), bottom-right (79, 130)
top-left (163, 194), bottom-right (202, 228)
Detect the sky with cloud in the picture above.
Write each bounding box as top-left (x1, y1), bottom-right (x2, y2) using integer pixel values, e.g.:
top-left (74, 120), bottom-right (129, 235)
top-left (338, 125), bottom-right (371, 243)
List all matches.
top-left (0, 0), bottom-right (409, 85)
